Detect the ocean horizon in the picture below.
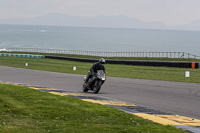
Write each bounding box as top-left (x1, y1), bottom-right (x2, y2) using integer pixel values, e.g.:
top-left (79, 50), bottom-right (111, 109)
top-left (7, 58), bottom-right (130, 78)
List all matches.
top-left (0, 24), bottom-right (200, 56)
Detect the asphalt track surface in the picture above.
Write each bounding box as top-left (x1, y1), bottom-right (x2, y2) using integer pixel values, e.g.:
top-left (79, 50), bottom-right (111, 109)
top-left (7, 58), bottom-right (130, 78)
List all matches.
top-left (1, 66), bottom-right (200, 120)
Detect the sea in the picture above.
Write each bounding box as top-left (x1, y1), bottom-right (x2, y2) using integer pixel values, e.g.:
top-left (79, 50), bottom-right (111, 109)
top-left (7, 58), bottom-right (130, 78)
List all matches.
top-left (0, 24), bottom-right (200, 56)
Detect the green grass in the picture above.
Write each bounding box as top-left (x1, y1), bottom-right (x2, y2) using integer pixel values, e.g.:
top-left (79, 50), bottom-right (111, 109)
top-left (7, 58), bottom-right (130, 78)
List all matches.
top-left (0, 56), bottom-right (200, 83)
top-left (0, 84), bottom-right (187, 133)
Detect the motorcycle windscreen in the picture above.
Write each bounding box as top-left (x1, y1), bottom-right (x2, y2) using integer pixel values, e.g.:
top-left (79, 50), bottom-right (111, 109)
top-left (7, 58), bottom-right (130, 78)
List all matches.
top-left (97, 70), bottom-right (106, 80)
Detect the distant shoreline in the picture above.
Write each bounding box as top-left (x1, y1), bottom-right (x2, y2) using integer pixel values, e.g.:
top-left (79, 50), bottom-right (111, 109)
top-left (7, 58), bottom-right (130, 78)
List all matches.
top-left (1, 23), bottom-right (200, 32)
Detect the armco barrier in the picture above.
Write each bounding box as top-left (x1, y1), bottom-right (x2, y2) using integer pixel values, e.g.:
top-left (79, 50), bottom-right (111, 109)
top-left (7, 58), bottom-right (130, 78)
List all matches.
top-left (5, 48), bottom-right (200, 59)
top-left (0, 53), bottom-right (44, 58)
top-left (45, 56), bottom-right (199, 69)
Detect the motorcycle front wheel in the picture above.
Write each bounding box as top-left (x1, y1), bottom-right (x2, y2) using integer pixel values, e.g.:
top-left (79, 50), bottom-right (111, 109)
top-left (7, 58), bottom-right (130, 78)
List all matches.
top-left (93, 81), bottom-right (102, 94)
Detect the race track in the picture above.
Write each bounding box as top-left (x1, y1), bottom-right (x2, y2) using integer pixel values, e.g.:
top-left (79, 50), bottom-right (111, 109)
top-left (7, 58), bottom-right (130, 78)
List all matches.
top-left (0, 65), bottom-right (200, 120)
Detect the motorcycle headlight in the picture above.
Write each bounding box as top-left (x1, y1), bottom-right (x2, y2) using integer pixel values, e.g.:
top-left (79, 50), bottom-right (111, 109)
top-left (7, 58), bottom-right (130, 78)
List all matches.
top-left (101, 77), bottom-right (106, 80)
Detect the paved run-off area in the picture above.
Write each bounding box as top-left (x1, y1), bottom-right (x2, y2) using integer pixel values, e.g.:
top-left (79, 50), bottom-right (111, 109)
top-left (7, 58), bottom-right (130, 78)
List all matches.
top-left (0, 66), bottom-right (200, 132)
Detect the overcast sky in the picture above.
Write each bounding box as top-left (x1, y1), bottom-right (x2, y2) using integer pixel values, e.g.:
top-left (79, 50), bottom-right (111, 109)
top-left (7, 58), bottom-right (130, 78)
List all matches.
top-left (0, 0), bottom-right (200, 26)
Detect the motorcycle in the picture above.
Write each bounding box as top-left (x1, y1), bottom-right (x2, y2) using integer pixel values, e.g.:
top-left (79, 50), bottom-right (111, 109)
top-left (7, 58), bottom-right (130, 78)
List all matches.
top-left (83, 70), bottom-right (106, 94)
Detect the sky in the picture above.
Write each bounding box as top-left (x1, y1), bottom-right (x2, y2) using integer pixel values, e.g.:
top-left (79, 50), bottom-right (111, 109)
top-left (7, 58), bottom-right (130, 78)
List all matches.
top-left (0, 0), bottom-right (200, 26)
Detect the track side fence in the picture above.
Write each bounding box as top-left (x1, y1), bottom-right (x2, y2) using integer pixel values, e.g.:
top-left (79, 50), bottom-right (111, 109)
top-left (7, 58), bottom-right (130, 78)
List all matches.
top-left (4, 48), bottom-right (200, 59)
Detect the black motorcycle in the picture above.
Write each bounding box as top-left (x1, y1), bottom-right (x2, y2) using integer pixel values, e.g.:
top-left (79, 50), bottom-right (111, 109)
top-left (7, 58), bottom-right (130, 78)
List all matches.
top-left (83, 70), bottom-right (106, 94)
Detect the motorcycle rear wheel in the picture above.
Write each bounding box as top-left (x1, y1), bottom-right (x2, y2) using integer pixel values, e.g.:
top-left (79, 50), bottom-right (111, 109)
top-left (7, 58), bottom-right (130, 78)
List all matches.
top-left (82, 83), bottom-right (89, 92)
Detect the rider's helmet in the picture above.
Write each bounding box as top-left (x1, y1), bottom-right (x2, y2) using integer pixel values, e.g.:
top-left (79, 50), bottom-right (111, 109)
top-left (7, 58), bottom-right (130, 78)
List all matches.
top-left (99, 58), bottom-right (105, 64)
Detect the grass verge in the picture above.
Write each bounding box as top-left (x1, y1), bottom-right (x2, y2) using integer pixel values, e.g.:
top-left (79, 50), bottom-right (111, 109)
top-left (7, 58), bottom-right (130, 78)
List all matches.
top-left (0, 83), bottom-right (187, 133)
top-left (0, 56), bottom-right (200, 83)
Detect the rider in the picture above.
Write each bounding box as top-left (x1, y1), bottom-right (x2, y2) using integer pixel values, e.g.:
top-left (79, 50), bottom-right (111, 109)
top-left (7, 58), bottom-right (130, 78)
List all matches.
top-left (85, 58), bottom-right (106, 86)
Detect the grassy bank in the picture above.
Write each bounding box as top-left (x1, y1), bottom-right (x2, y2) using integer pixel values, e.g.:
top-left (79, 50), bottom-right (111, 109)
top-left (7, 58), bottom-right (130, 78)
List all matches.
top-left (0, 84), bottom-right (186, 133)
top-left (0, 56), bottom-right (200, 83)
